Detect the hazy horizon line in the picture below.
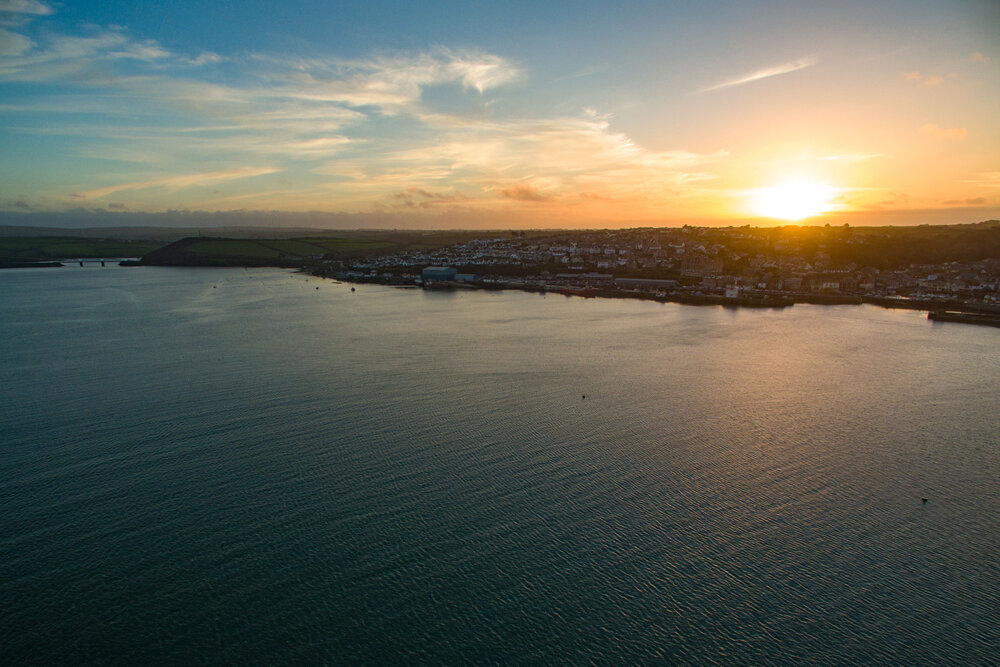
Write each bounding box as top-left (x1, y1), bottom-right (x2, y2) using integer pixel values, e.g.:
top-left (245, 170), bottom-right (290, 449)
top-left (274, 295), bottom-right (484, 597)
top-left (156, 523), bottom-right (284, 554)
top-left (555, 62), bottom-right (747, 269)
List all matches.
top-left (2, 207), bottom-right (998, 232)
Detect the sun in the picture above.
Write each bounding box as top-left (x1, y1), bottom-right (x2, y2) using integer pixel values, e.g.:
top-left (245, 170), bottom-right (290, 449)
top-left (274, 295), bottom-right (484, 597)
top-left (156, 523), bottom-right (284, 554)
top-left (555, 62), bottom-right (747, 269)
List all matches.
top-left (748, 181), bottom-right (838, 221)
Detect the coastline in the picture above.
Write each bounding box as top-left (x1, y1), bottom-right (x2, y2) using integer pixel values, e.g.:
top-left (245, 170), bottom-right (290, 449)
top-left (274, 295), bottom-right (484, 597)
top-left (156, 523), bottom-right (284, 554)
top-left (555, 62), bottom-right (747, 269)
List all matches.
top-left (5, 258), bottom-right (997, 327)
top-left (325, 271), bottom-right (1000, 327)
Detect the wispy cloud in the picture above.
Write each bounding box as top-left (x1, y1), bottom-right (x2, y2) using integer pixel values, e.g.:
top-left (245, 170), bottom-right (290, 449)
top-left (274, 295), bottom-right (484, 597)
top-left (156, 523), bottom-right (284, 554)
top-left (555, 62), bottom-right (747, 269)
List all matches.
top-left (965, 172), bottom-right (1000, 188)
top-left (942, 197), bottom-right (988, 206)
top-left (184, 51), bottom-right (224, 66)
top-left (497, 183), bottom-right (553, 202)
top-left (903, 71), bottom-right (947, 87)
top-left (76, 167), bottom-right (278, 199)
top-left (0, 27), bottom-right (32, 55)
top-left (970, 52), bottom-right (990, 64)
top-left (697, 57), bottom-right (817, 94)
top-left (0, 30), bottom-right (173, 81)
top-left (245, 47), bottom-right (519, 112)
top-left (0, 0), bottom-right (53, 15)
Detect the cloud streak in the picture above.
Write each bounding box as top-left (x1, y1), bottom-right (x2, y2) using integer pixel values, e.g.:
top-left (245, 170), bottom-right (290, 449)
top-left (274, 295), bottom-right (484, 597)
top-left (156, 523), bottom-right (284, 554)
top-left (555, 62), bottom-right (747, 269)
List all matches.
top-left (903, 71), bottom-right (948, 87)
top-left (697, 57), bottom-right (817, 93)
top-left (76, 167), bottom-right (279, 199)
top-left (0, 0), bottom-right (53, 15)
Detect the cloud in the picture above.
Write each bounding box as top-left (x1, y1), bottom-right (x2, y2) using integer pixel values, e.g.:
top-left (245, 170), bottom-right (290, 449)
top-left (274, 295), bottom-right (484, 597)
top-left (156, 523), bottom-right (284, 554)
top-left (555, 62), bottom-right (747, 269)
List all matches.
top-left (965, 172), bottom-right (1000, 188)
top-left (445, 50), bottom-right (519, 92)
top-left (498, 184), bottom-right (552, 202)
top-left (0, 0), bottom-right (52, 15)
top-left (903, 71), bottom-right (946, 87)
top-left (943, 197), bottom-right (987, 206)
top-left (247, 48), bottom-right (519, 112)
top-left (0, 30), bottom-right (174, 81)
top-left (76, 167), bottom-right (279, 199)
top-left (697, 57), bottom-right (817, 93)
top-left (387, 187), bottom-right (471, 209)
top-left (971, 52), bottom-right (990, 64)
top-left (920, 124), bottom-right (967, 140)
top-left (185, 51), bottom-right (224, 66)
top-left (0, 27), bottom-right (31, 55)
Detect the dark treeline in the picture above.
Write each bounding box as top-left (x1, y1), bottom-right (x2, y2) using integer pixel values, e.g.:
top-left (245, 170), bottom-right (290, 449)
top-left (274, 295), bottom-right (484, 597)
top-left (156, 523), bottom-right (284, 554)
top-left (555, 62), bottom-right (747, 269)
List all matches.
top-left (704, 221), bottom-right (1000, 270)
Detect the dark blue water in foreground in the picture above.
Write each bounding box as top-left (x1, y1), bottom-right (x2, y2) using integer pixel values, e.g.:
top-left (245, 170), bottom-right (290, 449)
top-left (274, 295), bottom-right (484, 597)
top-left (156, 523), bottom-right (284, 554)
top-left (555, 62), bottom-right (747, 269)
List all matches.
top-left (2, 266), bottom-right (998, 664)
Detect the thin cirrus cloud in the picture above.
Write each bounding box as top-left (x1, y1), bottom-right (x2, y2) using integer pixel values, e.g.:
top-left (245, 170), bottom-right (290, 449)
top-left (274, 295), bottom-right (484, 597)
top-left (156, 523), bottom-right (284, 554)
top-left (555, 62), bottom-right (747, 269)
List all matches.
top-left (75, 167), bottom-right (279, 200)
top-left (697, 57), bottom-right (817, 94)
top-left (903, 71), bottom-right (946, 87)
top-left (246, 48), bottom-right (519, 112)
top-left (0, 0), bottom-right (53, 57)
top-left (0, 0), bottom-right (53, 15)
top-left (964, 172), bottom-right (1000, 188)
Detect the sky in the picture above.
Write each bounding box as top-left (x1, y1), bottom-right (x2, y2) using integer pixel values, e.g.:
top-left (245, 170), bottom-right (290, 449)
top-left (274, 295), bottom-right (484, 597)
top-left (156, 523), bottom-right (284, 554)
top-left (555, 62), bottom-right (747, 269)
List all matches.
top-left (0, 0), bottom-right (997, 228)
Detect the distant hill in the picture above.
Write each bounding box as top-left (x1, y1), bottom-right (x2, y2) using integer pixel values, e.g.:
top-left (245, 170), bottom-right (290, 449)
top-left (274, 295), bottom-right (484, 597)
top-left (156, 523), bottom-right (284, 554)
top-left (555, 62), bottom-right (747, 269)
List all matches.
top-left (0, 237), bottom-right (164, 266)
top-left (138, 231), bottom-right (492, 267)
top-left (0, 225), bottom-right (363, 243)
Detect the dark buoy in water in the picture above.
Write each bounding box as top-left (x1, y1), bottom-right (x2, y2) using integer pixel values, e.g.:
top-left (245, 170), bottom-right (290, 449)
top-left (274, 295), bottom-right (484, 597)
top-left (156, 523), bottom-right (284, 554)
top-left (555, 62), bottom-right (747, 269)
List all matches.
top-left (351, 287), bottom-right (356, 292)
top-left (582, 395), bottom-right (586, 400)
top-left (213, 285), bottom-right (217, 288)
top-left (316, 286), bottom-right (319, 290)
top-left (922, 498), bottom-right (928, 504)
top-left (101, 260), bottom-right (105, 266)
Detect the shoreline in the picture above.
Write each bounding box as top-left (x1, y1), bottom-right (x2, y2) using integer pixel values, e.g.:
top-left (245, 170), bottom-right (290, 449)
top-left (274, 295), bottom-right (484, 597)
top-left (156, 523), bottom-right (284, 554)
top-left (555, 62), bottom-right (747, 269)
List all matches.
top-left (327, 272), bottom-right (1000, 327)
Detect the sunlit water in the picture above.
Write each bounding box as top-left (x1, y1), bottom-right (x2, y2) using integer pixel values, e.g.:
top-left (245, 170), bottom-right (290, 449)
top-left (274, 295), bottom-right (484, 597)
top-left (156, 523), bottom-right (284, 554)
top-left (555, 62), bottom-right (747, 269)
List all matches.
top-left (2, 266), bottom-right (998, 664)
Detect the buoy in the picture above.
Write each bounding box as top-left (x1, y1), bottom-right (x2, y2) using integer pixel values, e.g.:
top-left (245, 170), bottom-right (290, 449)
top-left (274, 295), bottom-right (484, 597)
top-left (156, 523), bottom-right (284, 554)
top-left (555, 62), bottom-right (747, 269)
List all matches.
top-left (922, 498), bottom-right (928, 504)
top-left (582, 395), bottom-right (586, 400)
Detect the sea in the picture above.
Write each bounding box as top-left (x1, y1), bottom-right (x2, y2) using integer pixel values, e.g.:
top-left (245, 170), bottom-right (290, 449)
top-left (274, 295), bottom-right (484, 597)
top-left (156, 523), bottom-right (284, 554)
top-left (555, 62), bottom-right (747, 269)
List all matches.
top-left (1, 265), bottom-right (998, 665)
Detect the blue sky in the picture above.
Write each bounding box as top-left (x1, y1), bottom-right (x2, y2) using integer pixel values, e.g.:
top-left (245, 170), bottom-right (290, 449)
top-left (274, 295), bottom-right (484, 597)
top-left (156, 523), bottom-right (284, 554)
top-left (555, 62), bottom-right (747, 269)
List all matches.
top-left (1, 0), bottom-right (997, 227)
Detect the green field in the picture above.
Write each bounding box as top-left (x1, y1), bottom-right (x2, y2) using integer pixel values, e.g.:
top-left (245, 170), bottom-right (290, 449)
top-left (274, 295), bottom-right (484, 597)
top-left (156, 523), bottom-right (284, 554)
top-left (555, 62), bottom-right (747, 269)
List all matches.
top-left (0, 237), bottom-right (163, 264)
top-left (139, 231), bottom-right (498, 266)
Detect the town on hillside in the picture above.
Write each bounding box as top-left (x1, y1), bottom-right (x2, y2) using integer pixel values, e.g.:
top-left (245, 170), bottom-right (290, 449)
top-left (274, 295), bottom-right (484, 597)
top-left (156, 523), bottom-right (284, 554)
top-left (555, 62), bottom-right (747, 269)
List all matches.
top-left (312, 223), bottom-right (1000, 316)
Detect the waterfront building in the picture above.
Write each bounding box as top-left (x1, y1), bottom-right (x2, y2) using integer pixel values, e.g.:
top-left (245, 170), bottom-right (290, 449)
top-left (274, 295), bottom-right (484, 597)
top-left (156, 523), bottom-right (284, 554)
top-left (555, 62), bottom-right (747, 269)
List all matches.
top-left (422, 266), bottom-right (457, 282)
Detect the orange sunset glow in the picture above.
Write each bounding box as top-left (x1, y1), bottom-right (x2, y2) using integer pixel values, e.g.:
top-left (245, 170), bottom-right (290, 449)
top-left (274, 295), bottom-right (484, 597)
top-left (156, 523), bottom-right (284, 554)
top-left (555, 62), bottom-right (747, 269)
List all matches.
top-left (0, 1), bottom-right (997, 228)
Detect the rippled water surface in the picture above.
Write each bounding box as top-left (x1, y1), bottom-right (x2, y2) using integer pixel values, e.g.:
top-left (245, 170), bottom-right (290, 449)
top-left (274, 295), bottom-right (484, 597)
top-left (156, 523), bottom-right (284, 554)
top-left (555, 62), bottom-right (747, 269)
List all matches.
top-left (2, 266), bottom-right (998, 664)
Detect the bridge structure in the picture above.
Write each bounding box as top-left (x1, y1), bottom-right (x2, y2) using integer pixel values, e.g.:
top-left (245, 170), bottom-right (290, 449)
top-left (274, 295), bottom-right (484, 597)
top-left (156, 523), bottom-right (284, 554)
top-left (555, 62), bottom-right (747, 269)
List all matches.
top-left (69, 258), bottom-right (122, 266)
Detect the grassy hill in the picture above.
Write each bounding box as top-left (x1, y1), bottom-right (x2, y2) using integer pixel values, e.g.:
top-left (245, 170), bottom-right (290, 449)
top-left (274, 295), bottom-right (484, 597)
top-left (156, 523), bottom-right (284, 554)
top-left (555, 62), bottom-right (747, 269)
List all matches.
top-left (0, 237), bottom-right (163, 266)
top-left (138, 230), bottom-right (494, 267)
